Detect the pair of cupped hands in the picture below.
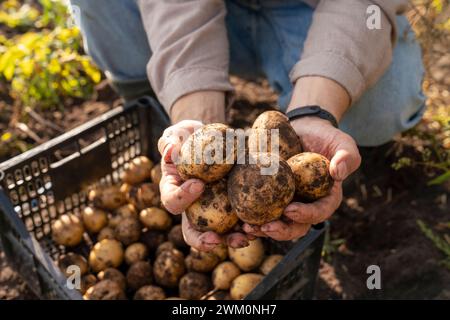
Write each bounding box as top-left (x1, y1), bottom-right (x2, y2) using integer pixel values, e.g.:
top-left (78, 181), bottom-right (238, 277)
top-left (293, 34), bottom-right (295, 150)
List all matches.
top-left (158, 116), bottom-right (361, 251)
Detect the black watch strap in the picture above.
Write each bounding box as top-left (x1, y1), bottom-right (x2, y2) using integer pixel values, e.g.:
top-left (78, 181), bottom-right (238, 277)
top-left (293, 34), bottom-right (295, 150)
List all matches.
top-left (286, 106), bottom-right (339, 128)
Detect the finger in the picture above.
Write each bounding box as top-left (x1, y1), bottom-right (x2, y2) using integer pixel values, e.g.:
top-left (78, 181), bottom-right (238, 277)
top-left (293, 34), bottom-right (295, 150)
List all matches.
top-left (284, 181), bottom-right (343, 224)
top-left (182, 213), bottom-right (222, 251)
top-left (158, 120), bottom-right (203, 155)
top-left (260, 220), bottom-right (310, 241)
top-left (329, 133), bottom-right (361, 181)
top-left (242, 223), bottom-right (267, 238)
top-left (226, 233), bottom-right (250, 248)
top-left (160, 176), bottom-right (205, 214)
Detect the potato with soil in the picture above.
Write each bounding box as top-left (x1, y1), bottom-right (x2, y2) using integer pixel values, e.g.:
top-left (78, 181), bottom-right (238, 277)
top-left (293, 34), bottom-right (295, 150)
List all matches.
top-left (176, 123), bottom-right (235, 183)
top-left (134, 285), bottom-right (166, 300)
top-left (230, 273), bottom-right (264, 300)
top-left (150, 163), bottom-right (162, 184)
top-left (58, 253), bottom-right (88, 277)
top-left (83, 280), bottom-right (126, 300)
top-left (212, 243), bottom-right (228, 261)
top-left (97, 226), bottom-right (115, 241)
top-left (124, 242), bottom-right (148, 265)
top-left (179, 272), bottom-right (212, 300)
top-left (185, 247), bottom-right (220, 273)
top-left (227, 152), bottom-right (295, 225)
top-left (140, 230), bottom-right (166, 252)
top-left (139, 207), bottom-right (172, 231)
top-left (249, 110), bottom-right (301, 161)
top-left (52, 214), bottom-right (84, 247)
top-left (260, 254), bottom-right (283, 275)
top-left (153, 248), bottom-right (185, 288)
top-left (186, 179), bottom-right (238, 234)
top-left (126, 261), bottom-right (153, 291)
top-left (89, 239), bottom-right (124, 272)
top-left (156, 241), bottom-right (176, 257)
top-left (97, 268), bottom-right (126, 291)
top-left (114, 217), bottom-right (141, 245)
top-left (212, 261), bottom-right (241, 290)
top-left (82, 207), bottom-right (108, 233)
top-left (287, 152), bottom-right (333, 201)
top-left (80, 274), bottom-right (97, 294)
top-left (115, 203), bottom-right (137, 219)
top-left (128, 183), bottom-right (160, 209)
top-left (228, 238), bottom-right (265, 272)
top-left (168, 225), bottom-right (187, 248)
top-left (88, 185), bottom-right (127, 210)
top-left (122, 156), bottom-right (153, 185)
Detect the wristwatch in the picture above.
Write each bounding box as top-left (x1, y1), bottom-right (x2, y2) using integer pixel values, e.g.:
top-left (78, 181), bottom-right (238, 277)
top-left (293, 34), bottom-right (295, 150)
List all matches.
top-left (286, 106), bottom-right (339, 128)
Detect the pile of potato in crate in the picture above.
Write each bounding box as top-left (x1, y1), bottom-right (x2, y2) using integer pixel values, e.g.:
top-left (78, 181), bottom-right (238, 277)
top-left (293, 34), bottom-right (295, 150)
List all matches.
top-left (52, 110), bottom-right (334, 300)
top-left (51, 155), bottom-right (281, 300)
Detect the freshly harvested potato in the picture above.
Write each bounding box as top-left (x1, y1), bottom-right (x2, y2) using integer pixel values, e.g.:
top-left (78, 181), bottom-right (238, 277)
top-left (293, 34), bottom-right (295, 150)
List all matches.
top-left (124, 242), bottom-right (148, 265)
top-left (120, 183), bottom-right (132, 197)
top-left (115, 204), bottom-right (137, 218)
top-left (150, 163), bottom-right (162, 184)
top-left (211, 244), bottom-right (228, 262)
top-left (248, 111), bottom-right (301, 160)
top-left (186, 180), bottom-right (238, 234)
top-left (114, 217), bottom-right (141, 245)
top-left (139, 207), bottom-right (172, 231)
top-left (126, 261), bottom-right (153, 291)
top-left (212, 261), bottom-right (241, 290)
top-left (82, 207), bottom-right (108, 233)
top-left (80, 274), bottom-right (97, 294)
top-left (57, 253), bottom-right (88, 277)
top-left (97, 227), bottom-right (115, 241)
top-left (179, 272), bottom-right (211, 300)
top-left (134, 285), bottom-right (166, 300)
top-left (140, 230), bottom-right (166, 252)
top-left (230, 273), bottom-right (264, 300)
top-left (89, 239), bottom-right (124, 272)
top-left (153, 248), bottom-right (185, 288)
top-left (287, 152), bottom-right (333, 201)
top-left (88, 185), bottom-right (127, 210)
top-left (108, 215), bottom-right (123, 229)
top-left (51, 214), bottom-right (84, 247)
top-left (168, 225), bottom-right (187, 249)
top-left (176, 123), bottom-right (235, 183)
top-left (260, 254), bottom-right (283, 275)
top-left (83, 280), bottom-right (126, 300)
top-left (185, 248), bottom-right (220, 273)
top-left (122, 156), bottom-right (153, 185)
top-left (128, 183), bottom-right (160, 210)
top-left (156, 241), bottom-right (176, 257)
top-left (97, 268), bottom-right (126, 291)
top-left (227, 152), bottom-right (295, 225)
top-left (228, 238), bottom-right (264, 272)
top-left (207, 291), bottom-right (231, 300)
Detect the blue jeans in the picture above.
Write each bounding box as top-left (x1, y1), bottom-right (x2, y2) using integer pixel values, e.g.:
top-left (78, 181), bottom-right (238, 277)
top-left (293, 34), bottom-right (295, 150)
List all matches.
top-left (70, 0), bottom-right (426, 147)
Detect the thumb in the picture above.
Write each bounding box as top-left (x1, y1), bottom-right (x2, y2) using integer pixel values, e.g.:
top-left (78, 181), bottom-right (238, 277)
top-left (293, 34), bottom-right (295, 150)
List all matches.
top-left (329, 135), bottom-right (361, 181)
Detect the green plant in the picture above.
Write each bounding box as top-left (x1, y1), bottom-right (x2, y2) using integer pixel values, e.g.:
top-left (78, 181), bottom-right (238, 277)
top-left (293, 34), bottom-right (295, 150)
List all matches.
top-left (417, 219), bottom-right (450, 270)
top-left (322, 230), bottom-right (346, 263)
top-left (0, 0), bottom-right (101, 109)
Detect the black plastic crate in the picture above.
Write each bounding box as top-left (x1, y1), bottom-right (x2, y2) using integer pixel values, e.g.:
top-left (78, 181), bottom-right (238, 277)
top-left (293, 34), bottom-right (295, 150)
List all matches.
top-left (0, 96), bottom-right (326, 300)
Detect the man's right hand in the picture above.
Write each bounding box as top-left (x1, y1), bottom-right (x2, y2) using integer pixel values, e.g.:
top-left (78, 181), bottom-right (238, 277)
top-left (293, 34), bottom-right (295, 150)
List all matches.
top-left (158, 120), bottom-right (250, 251)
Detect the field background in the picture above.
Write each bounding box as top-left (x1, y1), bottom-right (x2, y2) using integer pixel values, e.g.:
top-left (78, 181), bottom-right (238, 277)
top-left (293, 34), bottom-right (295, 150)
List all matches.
top-left (0, 0), bottom-right (449, 299)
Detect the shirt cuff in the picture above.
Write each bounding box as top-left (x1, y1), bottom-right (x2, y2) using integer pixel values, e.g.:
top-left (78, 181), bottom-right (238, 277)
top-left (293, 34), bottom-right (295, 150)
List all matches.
top-left (289, 52), bottom-right (366, 103)
top-left (158, 67), bottom-right (234, 114)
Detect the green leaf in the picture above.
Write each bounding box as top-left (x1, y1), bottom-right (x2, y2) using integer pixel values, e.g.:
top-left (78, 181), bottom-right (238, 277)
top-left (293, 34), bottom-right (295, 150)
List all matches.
top-left (428, 171), bottom-right (450, 186)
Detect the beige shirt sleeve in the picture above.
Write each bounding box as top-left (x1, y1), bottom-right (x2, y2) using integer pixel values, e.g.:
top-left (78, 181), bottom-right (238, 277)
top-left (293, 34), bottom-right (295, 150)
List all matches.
top-left (291, 0), bottom-right (409, 103)
top-left (137, 0), bottom-right (233, 114)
